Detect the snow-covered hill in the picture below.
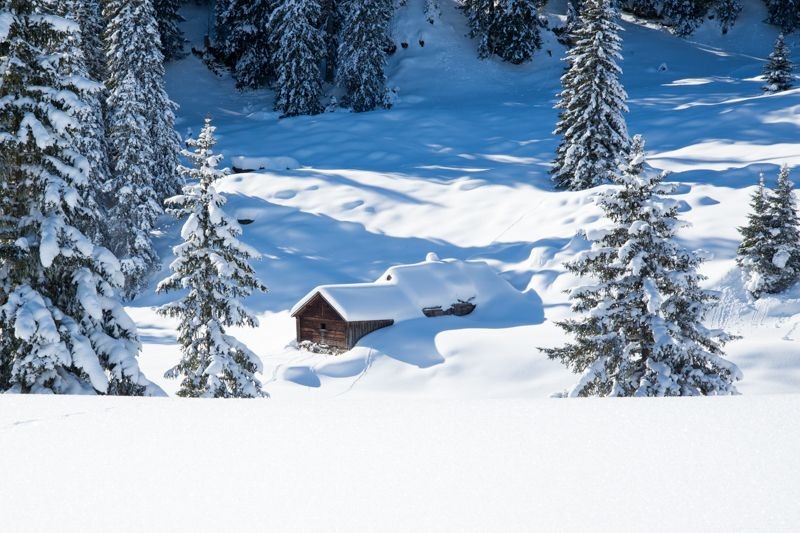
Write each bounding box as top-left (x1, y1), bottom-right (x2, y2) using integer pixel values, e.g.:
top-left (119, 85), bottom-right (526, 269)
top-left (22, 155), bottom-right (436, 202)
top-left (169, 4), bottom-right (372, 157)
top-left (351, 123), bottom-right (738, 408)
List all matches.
top-left (128, 1), bottom-right (800, 398)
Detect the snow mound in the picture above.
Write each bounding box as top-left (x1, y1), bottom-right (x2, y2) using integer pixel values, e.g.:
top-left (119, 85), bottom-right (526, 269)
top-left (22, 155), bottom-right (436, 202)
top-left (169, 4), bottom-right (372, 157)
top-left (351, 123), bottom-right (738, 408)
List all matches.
top-left (291, 256), bottom-right (527, 322)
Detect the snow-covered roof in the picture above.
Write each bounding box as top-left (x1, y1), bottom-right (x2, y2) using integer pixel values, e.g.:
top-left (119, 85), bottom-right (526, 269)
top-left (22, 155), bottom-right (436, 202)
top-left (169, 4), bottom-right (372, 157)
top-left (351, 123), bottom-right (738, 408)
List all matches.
top-left (291, 254), bottom-right (520, 323)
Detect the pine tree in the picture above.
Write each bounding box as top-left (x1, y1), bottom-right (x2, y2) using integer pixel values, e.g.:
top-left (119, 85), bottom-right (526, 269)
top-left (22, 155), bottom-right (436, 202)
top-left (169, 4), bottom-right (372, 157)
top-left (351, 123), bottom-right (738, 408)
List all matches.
top-left (153, 0), bottom-right (184, 61)
top-left (625, 0), bottom-right (659, 19)
top-left (104, 0), bottom-right (181, 204)
top-left (487, 0), bottom-right (543, 64)
top-left (461, 0), bottom-right (496, 58)
top-left (552, 0), bottom-right (630, 190)
top-left (74, 0), bottom-right (106, 81)
top-left (158, 119), bottom-right (268, 398)
top-left (738, 167), bottom-right (800, 298)
top-left (338, 0), bottom-right (393, 112)
top-left (661, 0), bottom-right (707, 36)
top-left (268, 0), bottom-right (325, 117)
top-left (713, 0), bottom-right (741, 34)
top-left (104, 0), bottom-right (182, 294)
top-left (320, 0), bottom-right (341, 82)
top-left (56, 0), bottom-right (109, 244)
top-left (0, 1), bottom-right (160, 395)
top-left (737, 175), bottom-right (775, 298)
top-left (542, 136), bottom-right (741, 396)
top-left (762, 34), bottom-right (794, 93)
top-left (764, 0), bottom-right (800, 34)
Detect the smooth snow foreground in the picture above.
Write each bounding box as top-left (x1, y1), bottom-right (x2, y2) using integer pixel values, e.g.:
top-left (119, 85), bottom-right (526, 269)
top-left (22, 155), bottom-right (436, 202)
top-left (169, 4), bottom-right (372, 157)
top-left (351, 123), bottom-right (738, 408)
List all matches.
top-left (1, 395), bottom-right (798, 532)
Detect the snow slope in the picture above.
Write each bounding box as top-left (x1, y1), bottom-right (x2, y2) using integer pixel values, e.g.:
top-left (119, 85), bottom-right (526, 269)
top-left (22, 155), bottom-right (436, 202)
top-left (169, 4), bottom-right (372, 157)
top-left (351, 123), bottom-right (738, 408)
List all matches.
top-left (1, 395), bottom-right (799, 532)
top-left (126, 1), bottom-right (800, 399)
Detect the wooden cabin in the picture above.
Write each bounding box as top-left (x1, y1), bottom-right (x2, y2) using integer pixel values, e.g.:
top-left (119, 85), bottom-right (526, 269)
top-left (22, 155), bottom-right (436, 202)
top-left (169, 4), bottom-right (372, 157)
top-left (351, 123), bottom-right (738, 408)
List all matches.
top-left (291, 254), bottom-right (501, 352)
top-left (291, 292), bottom-right (393, 351)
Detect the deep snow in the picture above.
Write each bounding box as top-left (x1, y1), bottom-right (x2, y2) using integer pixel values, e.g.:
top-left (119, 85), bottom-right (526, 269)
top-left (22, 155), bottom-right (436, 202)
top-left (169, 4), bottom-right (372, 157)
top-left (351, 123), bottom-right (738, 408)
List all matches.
top-left (125, 1), bottom-right (800, 399)
top-left (1, 395), bottom-right (799, 532)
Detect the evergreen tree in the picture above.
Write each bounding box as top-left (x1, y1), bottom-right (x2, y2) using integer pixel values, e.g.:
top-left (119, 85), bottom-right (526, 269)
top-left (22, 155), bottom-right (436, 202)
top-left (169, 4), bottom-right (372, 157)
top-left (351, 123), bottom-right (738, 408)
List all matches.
top-left (320, 0), bottom-right (341, 82)
top-left (764, 0), bottom-right (800, 34)
top-left (337, 0), bottom-right (393, 112)
top-left (542, 136), bottom-right (741, 396)
top-left (213, 0), bottom-right (248, 66)
top-left (461, 0), bottom-right (496, 58)
top-left (762, 34), bottom-right (794, 93)
top-left (235, 1), bottom-right (275, 88)
top-left (56, 0), bottom-right (109, 244)
top-left (105, 0), bottom-right (181, 204)
top-left (552, 0), bottom-right (629, 190)
top-left (625, 0), bottom-right (659, 19)
top-left (268, 0), bottom-right (325, 117)
top-left (661, 0), bottom-right (707, 37)
top-left (713, 0), bottom-right (741, 34)
top-left (158, 119), bottom-right (268, 398)
top-left (153, 0), bottom-right (184, 61)
top-left (0, 1), bottom-right (160, 395)
top-left (737, 175), bottom-right (776, 298)
top-left (104, 0), bottom-right (182, 293)
top-left (739, 166), bottom-right (800, 297)
top-left (74, 0), bottom-right (106, 81)
top-left (487, 0), bottom-right (543, 64)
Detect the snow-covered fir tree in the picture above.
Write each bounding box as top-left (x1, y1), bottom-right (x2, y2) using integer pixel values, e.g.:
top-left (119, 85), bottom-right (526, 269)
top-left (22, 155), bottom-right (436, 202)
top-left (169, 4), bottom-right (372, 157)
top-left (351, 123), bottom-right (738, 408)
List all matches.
top-left (737, 175), bottom-right (775, 298)
top-left (487, 0), bottom-right (543, 64)
top-left (739, 166), bottom-right (800, 297)
top-left (714, 0), bottom-right (741, 34)
top-left (461, 0), bottom-right (495, 58)
top-left (55, 0), bottom-right (108, 243)
top-left (104, 0), bottom-right (182, 294)
top-left (764, 0), bottom-right (799, 34)
top-left (552, 0), bottom-right (629, 190)
top-left (158, 119), bottom-right (268, 398)
top-left (625, 0), bottom-right (659, 18)
top-left (0, 1), bottom-right (160, 395)
top-left (223, 0), bottom-right (274, 88)
top-left (153, 0), bottom-right (184, 61)
top-left (425, 0), bottom-right (442, 24)
top-left (268, 0), bottom-right (325, 117)
top-left (462, 0), bottom-right (542, 62)
top-left (661, 0), bottom-right (706, 37)
top-left (762, 34), bottom-right (794, 93)
top-left (73, 0), bottom-right (106, 81)
top-left (543, 136), bottom-right (741, 396)
top-left (320, 0), bottom-right (341, 82)
top-left (104, 0), bottom-right (181, 204)
top-left (337, 0), bottom-right (393, 112)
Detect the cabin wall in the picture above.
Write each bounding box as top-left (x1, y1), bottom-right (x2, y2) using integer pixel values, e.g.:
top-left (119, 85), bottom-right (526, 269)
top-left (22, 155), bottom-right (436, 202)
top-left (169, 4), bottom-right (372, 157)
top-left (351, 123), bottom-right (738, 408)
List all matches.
top-left (346, 320), bottom-right (394, 349)
top-left (298, 317), bottom-right (348, 348)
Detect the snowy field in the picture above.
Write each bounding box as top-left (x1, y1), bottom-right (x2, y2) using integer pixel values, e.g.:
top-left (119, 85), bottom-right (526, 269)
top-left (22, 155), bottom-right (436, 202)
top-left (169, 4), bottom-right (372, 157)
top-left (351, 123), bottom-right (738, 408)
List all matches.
top-left (2, 394), bottom-right (799, 532)
top-left (3, 1), bottom-right (800, 530)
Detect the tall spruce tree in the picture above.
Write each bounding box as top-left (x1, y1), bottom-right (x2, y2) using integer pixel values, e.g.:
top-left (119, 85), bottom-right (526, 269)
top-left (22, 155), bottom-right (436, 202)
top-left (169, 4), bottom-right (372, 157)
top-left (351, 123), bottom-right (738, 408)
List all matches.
top-left (714, 0), bottom-right (741, 34)
top-left (542, 136), bottom-right (741, 396)
top-left (737, 175), bottom-right (776, 298)
top-left (105, 0), bottom-right (181, 204)
top-left (488, 0), bottom-right (543, 64)
top-left (337, 0), bottom-right (393, 112)
top-left (0, 0), bottom-right (160, 395)
top-left (153, 0), bottom-right (184, 61)
top-left (738, 167), bottom-right (800, 298)
top-left (764, 0), bottom-right (800, 34)
top-left (552, 0), bottom-right (629, 190)
top-left (158, 119), bottom-right (268, 398)
top-left (104, 0), bottom-right (181, 294)
top-left (74, 0), bottom-right (106, 81)
top-left (461, 0), bottom-right (496, 58)
top-left (661, 0), bottom-right (707, 37)
top-left (762, 34), bottom-right (794, 93)
top-left (268, 0), bottom-right (325, 117)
